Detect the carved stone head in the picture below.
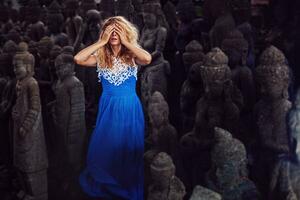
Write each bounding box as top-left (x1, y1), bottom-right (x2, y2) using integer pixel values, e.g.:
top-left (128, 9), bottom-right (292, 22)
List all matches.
top-left (142, 0), bottom-right (168, 29)
top-left (148, 91), bottom-right (169, 128)
top-left (0, 40), bottom-right (18, 77)
top-left (47, 0), bottom-right (64, 34)
top-left (211, 127), bottom-right (247, 189)
top-left (38, 36), bottom-right (54, 58)
top-left (55, 53), bottom-right (75, 81)
top-left (183, 40), bottom-right (205, 69)
top-left (221, 29), bottom-right (248, 66)
top-left (150, 152), bottom-right (175, 187)
top-left (201, 48), bottom-right (231, 99)
top-left (256, 45), bottom-right (290, 101)
top-left (13, 42), bottom-right (35, 80)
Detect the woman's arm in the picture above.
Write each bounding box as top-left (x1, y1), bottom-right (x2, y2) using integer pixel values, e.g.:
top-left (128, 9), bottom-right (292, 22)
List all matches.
top-left (123, 41), bottom-right (152, 65)
top-left (114, 23), bottom-right (152, 65)
top-left (73, 42), bottom-right (103, 67)
top-left (74, 25), bottom-right (114, 67)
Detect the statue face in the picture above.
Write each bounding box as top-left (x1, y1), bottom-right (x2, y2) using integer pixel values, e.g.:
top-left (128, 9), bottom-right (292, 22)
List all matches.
top-left (13, 59), bottom-right (27, 80)
top-left (260, 80), bottom-right (283, 100)
top-left (149, 108), bottom-right (166, 127)
top-left (150, 167), bottom-right (175, 186)
top-left (55, 62), bottom-right (73, 80)
top-left (143, 13), bottom-right (157, 29)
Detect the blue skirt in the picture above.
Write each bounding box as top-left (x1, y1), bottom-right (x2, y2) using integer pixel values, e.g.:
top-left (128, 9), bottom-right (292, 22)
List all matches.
top-left (79, 91), bottom-right (144, 200)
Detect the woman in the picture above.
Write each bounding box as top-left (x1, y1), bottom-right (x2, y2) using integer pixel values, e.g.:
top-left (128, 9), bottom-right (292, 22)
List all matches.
top-left (74, 16), bottom-right (151, 200)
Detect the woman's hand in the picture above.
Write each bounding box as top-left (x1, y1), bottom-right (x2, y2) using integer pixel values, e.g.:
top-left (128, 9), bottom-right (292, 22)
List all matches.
top-left (98, 25), bottom-right (114, 45)
top-left (114, 23), bottom-right (129, 45)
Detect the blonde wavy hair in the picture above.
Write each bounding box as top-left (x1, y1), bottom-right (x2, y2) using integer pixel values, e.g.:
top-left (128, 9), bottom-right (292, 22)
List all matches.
top-left (95, 16), bottom-right (140, 69)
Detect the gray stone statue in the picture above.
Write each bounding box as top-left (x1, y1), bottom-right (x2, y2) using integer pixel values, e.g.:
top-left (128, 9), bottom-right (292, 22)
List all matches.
top-left (52, 53), bottom-right (86, 170)
top-left (139, 0), bottom-right (170, 111)
top-left (206, 127), bottom-right (260, 200)
top-left (47, 53), bottom-right (86, 198)
top-left (47, 0), bottom-right (68, 47)
top-left (180, 48), bottom-right (243, 190)
top-left (180, 41), bottom-right (205, 134)
top-left (11, 42), bottom-right (48, 200)
top-left (254, 45), bottom-right (292, 200)
top-left (145, 91), bottom-right (179, 161)
top-left (147, 152), bottom-right (186, 200)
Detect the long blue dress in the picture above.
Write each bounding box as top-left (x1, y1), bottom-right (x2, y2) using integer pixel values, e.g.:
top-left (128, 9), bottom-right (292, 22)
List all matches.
top-left (79, 56), bottom-right (144, 200)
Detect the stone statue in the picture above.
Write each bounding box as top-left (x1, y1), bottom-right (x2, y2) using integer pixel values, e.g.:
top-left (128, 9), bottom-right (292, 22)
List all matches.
top-left (73, 9), bottom-right (102, 130)
top-left (139, 1), bottom-right (170, 111)
top-left (25, 0), bottom-right (46, 42)
top-left (180, 61), bottom-right (204, 135)
top-left (145, 91), bottom-right (179, 161)
top-left (221, 29), bottom-right (255, 111)
top-left (180, 48), bottom-right (242, 191)
top-left (98, 0), bottom-right (135, 23)
top-left (180, 40), bottom-right (205, 134)
top-left (12, 42), bottom-right (48, 200)
top-left (221, 29), bottom-right (256, 145)
top-left (0, 40), bottom-right (17, 165)
top-left (147, 152), bottom-right (186, 200)
top-left (48, 53), bottom-right (86, 198)
top-left (46, 0), bottom-right (68, 47)
top-left (206, 127), bottom-right (260, 200)
top-left (203, 0), bottom-right (236, 48)
top-left (254, 45), bottom-right (292, 200)
top-left (182, 40), bottom-right (205, 74)
top-left (64, 0), bottom-right (83, 46)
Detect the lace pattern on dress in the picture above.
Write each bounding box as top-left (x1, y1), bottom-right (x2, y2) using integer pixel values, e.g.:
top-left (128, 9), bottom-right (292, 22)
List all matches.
top-left (96, 56), bottom-right (138, 86)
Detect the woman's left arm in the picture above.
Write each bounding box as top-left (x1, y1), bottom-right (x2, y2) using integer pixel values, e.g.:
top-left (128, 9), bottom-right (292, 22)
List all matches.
top-left (114, 23), bottom-right (152, 65)
top-left (123, 41), bottom-right (152, 65)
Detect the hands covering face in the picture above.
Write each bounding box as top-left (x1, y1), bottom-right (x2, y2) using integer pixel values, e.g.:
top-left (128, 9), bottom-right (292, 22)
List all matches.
top-left (98, 22), bottom-right (128, 45)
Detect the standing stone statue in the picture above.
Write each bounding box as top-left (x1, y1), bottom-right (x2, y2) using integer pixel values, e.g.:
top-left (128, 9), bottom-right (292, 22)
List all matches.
top-left (12, 42), bottom-right (48, 200)
top-left (64, 0), bottom-right (83, 46)
top-left (254, 45), bottom-right (292, 200)
top-left (52, 53), bottom-right (86, 169)
top-left (48, 53), bottom-right (86, 198)
top-left (139, 0), bottom-right (170, 111)
top-left (46, 0), bottom-right (68, 47)
top-left (147, 152), bottom-right (186, 200)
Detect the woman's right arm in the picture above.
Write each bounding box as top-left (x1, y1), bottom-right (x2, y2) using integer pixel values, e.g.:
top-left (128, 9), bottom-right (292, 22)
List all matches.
top-left (74, 24), bottom-right (114, 67)
top-left (73, 42), bottom-right (104, 67)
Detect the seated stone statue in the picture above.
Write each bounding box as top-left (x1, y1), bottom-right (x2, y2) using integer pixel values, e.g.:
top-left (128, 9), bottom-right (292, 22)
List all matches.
top-left (12, 42), bottom-right (48, 200)
top-left (180, 48), bottom-right (243, 190)
top-left (147, 152), bottom-right (186, 200)
top-left (205, 127), bottom-right (260, 200)
top-left (145, 91), bottom-right (179, 161)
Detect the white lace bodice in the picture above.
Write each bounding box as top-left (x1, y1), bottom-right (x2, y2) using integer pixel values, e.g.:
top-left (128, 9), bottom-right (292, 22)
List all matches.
top-left (96, 56), bottom-right (138, 86)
